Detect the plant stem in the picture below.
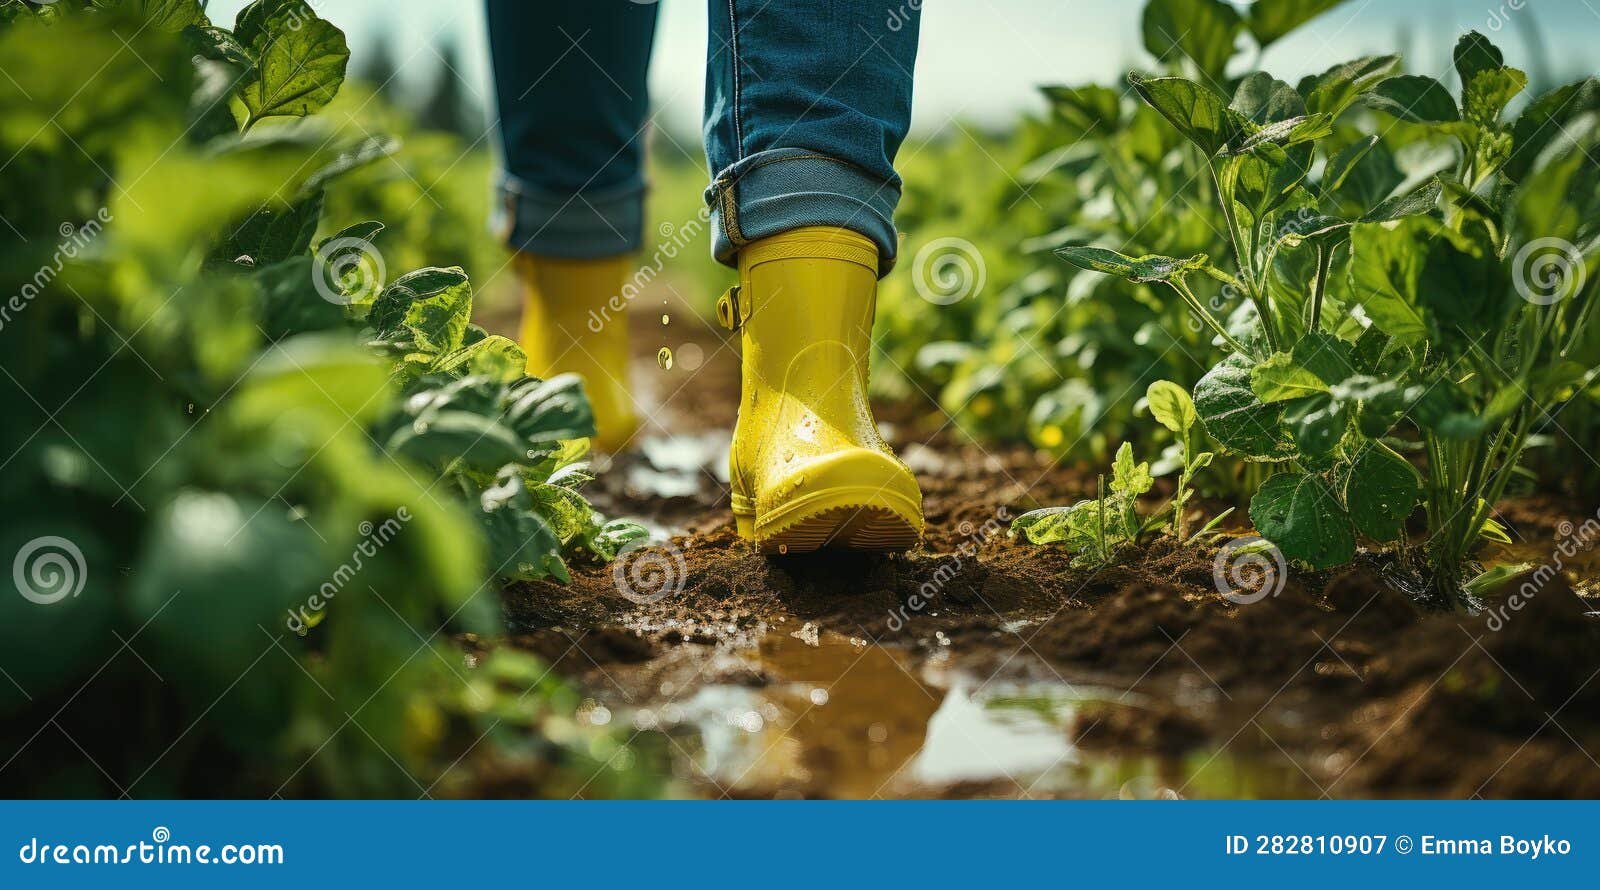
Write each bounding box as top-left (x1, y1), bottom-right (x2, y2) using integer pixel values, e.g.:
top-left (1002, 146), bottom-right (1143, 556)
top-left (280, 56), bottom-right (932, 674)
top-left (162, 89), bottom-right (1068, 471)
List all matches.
top-left (1097, 474), bottom-right (1108, 561)
top-left (1169, 279), bottom-right (1252, 356)
top-left (1309, 242), bottom-right (1334, 333)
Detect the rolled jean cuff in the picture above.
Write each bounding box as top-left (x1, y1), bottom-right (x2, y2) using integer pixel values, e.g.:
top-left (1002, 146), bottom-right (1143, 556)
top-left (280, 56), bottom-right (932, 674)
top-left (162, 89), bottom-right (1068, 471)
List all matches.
top-left (705, 148), bottom-right (901, 276)
top-left (493, 173), bottom-right (645, 259)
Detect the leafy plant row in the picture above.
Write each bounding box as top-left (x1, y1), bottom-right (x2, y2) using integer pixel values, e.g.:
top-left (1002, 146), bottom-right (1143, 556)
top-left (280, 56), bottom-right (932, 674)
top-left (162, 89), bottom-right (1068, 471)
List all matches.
top-left (1047, 7), bottom-right (1597, 605)
top-left (0, 0), bottom-right (656, 797)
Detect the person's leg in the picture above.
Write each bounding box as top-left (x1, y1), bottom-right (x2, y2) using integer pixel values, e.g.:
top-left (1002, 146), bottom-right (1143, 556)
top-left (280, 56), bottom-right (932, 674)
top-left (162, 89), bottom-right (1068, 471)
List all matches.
top-left (704, 2), bottom-right (925, 553)
top-left (702, 1), bottom-right (920, 267)
top-left (486, 1), bottom-right (658, 452)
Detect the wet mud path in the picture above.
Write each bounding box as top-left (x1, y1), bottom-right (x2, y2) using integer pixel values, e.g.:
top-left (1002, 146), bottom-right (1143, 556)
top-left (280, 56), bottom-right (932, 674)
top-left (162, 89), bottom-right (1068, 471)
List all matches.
top-left (484, 302), bottom-right (1600, 799)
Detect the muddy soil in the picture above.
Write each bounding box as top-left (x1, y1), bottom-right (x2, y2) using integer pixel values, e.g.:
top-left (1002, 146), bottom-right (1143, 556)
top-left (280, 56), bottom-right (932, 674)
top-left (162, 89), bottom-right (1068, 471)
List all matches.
top-left (484, 299), bottom-right (1600, 799)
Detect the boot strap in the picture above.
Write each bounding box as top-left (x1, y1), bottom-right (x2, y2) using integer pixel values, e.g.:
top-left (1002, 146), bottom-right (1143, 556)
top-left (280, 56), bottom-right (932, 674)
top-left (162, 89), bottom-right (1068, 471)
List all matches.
top-left (716, 285), bottom-right (746, 331)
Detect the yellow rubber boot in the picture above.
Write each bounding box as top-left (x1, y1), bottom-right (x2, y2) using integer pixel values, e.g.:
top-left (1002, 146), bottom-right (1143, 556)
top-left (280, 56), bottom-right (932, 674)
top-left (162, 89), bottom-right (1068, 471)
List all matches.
top-left (514, 252), bottom-right (639, 453)
top-left (721, 226), bottom-right (924, 553)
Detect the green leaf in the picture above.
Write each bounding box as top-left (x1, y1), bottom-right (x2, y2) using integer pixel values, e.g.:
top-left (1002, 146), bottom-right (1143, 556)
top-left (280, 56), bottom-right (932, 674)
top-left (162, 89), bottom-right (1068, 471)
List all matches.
top-left (1366, 75), bottom-right (1460, 123)
top-left (1300, 55), bottom-right (1400, 119)
top-left (1511, 127), bottom-right (1600, 244)
top-left (1282, 394), bottom-right (1347, 458)
top-left (1194, 354), bottom-right (1296, 461)
top-left (1128, 74), bottom-right (1240, 156)
top-left (1251, 353), bottom-right (1330, 402)
top-left (1249, 472), bottom-right (1356, 569)
top-left (1110, 442), bottom-right (1154, 496)
top-left (1231, 72), bottom-right (1305, 124)
top-left (219, 191), bottom-right (324, 266)
top-left (1041, 84), bottom-right (1125, 134)
top-left (434, 335), bottom-right (528, 382)
top-left (1463, 67), bottom-right (1527, 128)
top-left (385, 411), bottom-right (528, 472)
top-left (1245, 0), bottom-right (1348, 48)
top-left (1323, 136), bottom-right (1379, 191)
top-left (1331, 375), bottom-right (1412, 438)
top-left (583, 519), bottom-right (650, 563)
top-left (1453, 31), bottom-right (1505, 88)
top-left (1417, 233), bottom-right (1510, 339)
top-left (1250, 333), bottom-right (1355, 403)
top-left (506, 373), bottom-right (598, 446)
top-left (1146, 380), bottom-right (1197, 434)
top-left (1360, 177), bottom-right (1442, 222)
top-left (1345, 443), bottom-right (1420, 542)
top-left (1506, 78), bottom-right (1600, 182)
top-left (233, 333), bottom-right (394, 426)
top-left (234, 0), bottom-right (350, 126)
top-left (370, 266), bottom-right (473, 355)
top-left (1141, 0), bottom-right (1242, 82)
top-left (1056, 245), bottom-right (1209, 283)
top-left (1348, 218), bottom-right (1430, 344)
top-left (1010, 503), bottom-right (1097, 550)
top-left (135, 0), bottom-right (209, 32)
top-left (479, 467), bottom-right (566, 581)
top-left (1221, 113), bottom-right (1332, 157)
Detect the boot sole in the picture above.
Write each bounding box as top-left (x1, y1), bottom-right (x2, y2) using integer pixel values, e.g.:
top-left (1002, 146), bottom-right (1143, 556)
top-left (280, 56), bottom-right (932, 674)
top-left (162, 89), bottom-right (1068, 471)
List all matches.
top-left (736, 487), bottom-right (922, 554)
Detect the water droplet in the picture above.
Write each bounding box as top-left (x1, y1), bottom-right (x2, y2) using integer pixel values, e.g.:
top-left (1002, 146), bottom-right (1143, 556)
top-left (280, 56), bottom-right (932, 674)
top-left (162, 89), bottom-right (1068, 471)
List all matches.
top-left (661, 313), bottom-right (670, 325)
top-left (782, 448), bottom-right (795, 463)
top-left (657, 347), bottom-right (673, 370)
top-left (778, 543), bottom-right (789, 555)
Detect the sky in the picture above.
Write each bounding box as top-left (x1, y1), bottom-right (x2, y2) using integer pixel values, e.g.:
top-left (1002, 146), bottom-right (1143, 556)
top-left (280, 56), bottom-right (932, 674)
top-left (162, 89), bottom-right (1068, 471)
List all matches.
top-left (212, 0), bottom-right (1600, 137)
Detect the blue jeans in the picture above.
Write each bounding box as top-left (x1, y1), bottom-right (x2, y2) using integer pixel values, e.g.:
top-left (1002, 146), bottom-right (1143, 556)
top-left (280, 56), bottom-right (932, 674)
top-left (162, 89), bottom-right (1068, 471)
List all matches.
top-left (485, 1), bottom-right (921, 273)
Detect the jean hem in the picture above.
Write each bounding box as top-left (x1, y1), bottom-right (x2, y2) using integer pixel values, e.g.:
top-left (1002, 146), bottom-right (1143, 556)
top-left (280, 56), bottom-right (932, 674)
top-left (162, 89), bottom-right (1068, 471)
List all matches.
top-left (493, 173), bottom-right (645, 259)
top-left (705, 148), bottom-right (901, 276)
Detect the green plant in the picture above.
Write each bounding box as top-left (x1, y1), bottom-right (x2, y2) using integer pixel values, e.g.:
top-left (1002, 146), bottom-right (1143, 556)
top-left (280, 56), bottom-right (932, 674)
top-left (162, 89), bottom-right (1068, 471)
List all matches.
top-left (0, 0), bottom-right (653, 797)
top-left (1145, 380), bottom-right (1219, 543)
top-left (1060, 24), bottom-right (1599, 606)
top-left (869, 0), bottom-right (1364, 483)
top-left (1011, 442), bottom-right (1161, 568)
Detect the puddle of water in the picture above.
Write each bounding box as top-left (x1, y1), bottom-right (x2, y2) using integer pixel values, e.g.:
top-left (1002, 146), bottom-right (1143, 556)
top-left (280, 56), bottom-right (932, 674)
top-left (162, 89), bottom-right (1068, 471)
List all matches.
top-left (642, 629), bottom-right (1318, 799)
